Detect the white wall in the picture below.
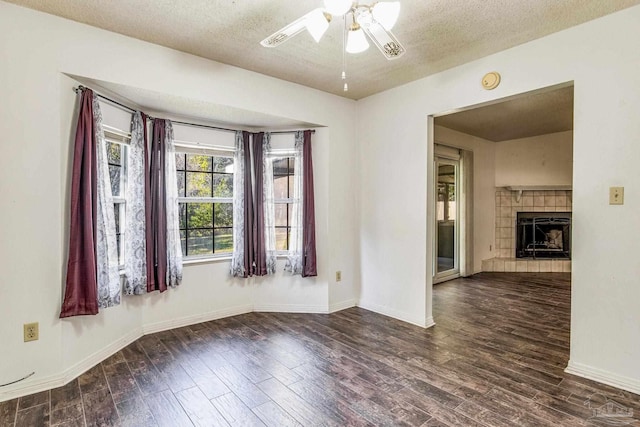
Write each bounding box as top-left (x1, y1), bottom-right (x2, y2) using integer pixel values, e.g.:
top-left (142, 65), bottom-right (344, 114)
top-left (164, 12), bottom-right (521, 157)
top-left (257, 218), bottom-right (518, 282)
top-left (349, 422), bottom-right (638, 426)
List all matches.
top-left (358, 5), bottom-right (640, 393)
top-left (0, 2), bottom-right (358, 401)
top-left (495, 131), bottom-right (573, 187)
top-left (434, 126), bottom-right (496, 273)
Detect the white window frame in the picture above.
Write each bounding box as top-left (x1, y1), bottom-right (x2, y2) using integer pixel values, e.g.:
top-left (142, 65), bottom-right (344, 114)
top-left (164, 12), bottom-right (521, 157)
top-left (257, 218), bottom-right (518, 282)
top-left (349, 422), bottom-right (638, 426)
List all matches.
top-left (269, 150), bottom-right (296, 254)
top-left (175, 145), bottom-right (235, 261)
top-left (104, 125), bottom-right (131, 268)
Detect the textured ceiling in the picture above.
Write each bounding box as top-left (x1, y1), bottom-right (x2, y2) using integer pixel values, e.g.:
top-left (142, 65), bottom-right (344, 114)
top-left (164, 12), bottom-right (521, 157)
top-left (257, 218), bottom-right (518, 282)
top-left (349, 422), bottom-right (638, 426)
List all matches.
top-left (435, 85), bottom-right (574, 141)
top-left (6, 0), bottom-right (640, 100)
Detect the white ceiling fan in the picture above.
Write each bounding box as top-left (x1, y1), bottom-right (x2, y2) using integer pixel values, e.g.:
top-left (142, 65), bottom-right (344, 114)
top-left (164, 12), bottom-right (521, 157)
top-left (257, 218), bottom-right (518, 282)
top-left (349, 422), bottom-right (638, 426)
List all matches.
top-left (260, 0), bottom-right (405, 60)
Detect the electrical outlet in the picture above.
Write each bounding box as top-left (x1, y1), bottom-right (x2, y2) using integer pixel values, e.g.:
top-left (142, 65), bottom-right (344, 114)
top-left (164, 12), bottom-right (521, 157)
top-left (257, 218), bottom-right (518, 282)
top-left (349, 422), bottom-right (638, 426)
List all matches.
top-left (336, 271), bottom-right (342, 282)
top-left (24, 322), bottom-right (39, 342)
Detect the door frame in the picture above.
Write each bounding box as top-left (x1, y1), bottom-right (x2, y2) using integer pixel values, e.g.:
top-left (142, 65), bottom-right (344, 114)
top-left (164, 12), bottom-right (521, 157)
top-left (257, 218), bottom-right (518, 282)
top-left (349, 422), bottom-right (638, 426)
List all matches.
top-left (434, 149), bottom-right (461, 284)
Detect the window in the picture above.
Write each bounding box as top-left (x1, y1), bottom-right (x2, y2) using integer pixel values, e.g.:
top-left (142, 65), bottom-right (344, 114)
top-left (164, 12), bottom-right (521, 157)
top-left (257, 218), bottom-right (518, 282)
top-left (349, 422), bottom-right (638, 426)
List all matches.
top-left (176, 153), bottom-right (234, 257)
top-left (273, 156), bottom-right (294, 251)
top-left (105, 129), bottom-right (130, 266)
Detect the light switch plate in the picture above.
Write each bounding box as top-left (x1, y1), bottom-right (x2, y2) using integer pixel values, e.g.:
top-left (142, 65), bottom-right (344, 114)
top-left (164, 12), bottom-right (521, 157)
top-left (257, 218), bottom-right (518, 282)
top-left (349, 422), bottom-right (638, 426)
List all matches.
top-left (609, 187), bottom-right (624, 205)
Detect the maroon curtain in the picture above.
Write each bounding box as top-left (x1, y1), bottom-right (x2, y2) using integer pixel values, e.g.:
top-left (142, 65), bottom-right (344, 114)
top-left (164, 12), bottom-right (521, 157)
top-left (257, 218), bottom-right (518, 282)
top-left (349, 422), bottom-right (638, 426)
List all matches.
top-left (148, 119), bottom-right (168, 292)
top-left (241, 131), bottom-right (255, 277)
top-left (252, 132), bottom-right (268, 276)
top-left (60, 89), bottom-right (99, 318)
top-left (302, 130), bottom-right (317, 277)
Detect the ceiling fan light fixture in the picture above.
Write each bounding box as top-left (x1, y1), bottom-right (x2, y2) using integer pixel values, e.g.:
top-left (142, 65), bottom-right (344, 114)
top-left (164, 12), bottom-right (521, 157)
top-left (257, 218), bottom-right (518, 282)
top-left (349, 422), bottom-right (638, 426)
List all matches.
top-left (323, 0), bottom-right (353, 16)
top-left (346, 23), bottom-right (369, 53)
top-left (372, 1), bottom-right (400, 30)
top-left (306, 9), bottom-right (331, 43)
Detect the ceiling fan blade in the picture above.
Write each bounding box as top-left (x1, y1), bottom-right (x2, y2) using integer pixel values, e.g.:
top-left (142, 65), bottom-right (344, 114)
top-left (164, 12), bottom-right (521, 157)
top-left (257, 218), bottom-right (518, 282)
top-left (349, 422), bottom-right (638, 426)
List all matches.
top-left (260, 9), bottom-right (330, 48)
top-left (361, 20), bottom-right (406, 60)
top-left (260, 15), bottom-right (307, 47)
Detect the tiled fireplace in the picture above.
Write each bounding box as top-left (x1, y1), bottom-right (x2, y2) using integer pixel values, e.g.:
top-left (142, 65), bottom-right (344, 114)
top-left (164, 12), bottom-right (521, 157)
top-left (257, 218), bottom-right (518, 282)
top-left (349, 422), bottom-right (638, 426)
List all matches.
top-left (482, 188), bottom-right (572, 273)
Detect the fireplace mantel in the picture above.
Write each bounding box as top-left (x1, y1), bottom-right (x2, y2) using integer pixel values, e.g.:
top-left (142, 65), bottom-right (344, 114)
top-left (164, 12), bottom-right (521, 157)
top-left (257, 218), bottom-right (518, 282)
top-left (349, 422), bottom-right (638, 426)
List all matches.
top-left (505, 185), bottom-right (572, 191)
top-left (505, 185), bottom-right (572, 202)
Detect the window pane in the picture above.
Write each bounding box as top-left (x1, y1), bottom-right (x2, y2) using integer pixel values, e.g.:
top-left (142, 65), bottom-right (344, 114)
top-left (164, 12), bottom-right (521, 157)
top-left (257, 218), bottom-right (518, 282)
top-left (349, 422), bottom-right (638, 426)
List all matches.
top-left (180, 230), bottom-right (187, 256)
top-left (212, 173), bottom-right (233, 197)
top-left (214, 228), bottom-right (233, 253)
top-left (212, 157), bottom-right (233, 173)
top-left (114, 203), bottom-right (122, 261)
top-left (107, 142), bottom-right (121, 165)
top-left (188, 229), bottom-right (213, 255)
top-left (186, 171), bottom-right (212, 197)
top-left (113, 203), bottom-right (120, 233)
top-left (214, 203), bottom-right (233, 228)
top-left (273, 158), bottom-right (289, 175)
top-left (288, 158), bottom-right (295, 175)
top-left (186, 154), bottom-right (212, 172)
top-left (177, 171), bottom-right (185, 197)
top-left (274, 176), bottom-right (288, 199)
top-left (175, 153), bottom-right (186, 171)
top-left (187, 203), bottom-right (213, 228)
top-left (274, 203), bottom-right (288, 227)
top-left (179, 203), bottom-right (186, 229)
top-left (275, 227), bottom-right (288, 251)
top-left (109, 165), bottom-right (121, 196)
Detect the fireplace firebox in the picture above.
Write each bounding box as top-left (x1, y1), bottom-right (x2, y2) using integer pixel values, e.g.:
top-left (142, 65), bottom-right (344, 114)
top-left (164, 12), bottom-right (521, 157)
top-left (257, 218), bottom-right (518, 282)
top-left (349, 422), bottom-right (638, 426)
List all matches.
top-left (516, 212), bottom-right (571, 259)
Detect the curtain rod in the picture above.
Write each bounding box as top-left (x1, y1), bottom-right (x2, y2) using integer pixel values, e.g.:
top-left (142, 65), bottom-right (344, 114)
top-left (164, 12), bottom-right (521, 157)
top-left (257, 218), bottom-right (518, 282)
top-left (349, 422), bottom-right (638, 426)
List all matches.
top-left (73, 86), bottom-right (315, 135)
top-left (74, 85), bottom-right (137, 114)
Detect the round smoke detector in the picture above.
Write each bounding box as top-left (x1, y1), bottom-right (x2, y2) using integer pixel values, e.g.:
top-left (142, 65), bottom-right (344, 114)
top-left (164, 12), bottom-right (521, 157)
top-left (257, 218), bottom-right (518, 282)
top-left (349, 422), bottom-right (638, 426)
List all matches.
top-left (481, 72), bottom-right (501, 90)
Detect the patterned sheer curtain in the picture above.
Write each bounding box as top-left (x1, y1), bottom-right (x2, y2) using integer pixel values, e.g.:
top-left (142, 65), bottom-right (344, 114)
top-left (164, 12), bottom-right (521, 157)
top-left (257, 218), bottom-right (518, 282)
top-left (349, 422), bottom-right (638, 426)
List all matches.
top-left (164, 121), bottom-right (183, 287)
top-left (262, 132), bottom-right (277, 274)
top-left (123, 112), bottom-right (147, 295)
top-left (231, 131), bottom-right (247, 277)
top-left (284, 131), bottom-right (304, 274)
top-left (93, 96), bottom-right (121, 307)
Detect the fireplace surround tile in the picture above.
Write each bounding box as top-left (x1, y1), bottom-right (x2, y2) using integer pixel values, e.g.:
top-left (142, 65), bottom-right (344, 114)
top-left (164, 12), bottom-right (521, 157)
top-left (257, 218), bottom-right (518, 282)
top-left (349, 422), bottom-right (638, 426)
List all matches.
top-left (516, 260), bottom-right (528, 272)
top-left (551, 260), bottom-right (563, 272)
top-left (482, 187), bottom-right (572, 273)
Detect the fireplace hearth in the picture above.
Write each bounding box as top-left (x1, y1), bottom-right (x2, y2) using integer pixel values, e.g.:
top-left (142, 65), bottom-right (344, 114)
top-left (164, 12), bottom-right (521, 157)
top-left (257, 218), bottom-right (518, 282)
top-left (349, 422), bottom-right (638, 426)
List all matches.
top-left (516, 212), bottom-right (571, 259)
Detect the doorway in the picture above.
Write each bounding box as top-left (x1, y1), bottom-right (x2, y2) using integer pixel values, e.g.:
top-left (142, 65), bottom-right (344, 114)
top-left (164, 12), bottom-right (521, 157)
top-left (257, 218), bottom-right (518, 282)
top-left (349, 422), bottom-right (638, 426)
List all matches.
top-left (434, 153), bottom-right (460, 283)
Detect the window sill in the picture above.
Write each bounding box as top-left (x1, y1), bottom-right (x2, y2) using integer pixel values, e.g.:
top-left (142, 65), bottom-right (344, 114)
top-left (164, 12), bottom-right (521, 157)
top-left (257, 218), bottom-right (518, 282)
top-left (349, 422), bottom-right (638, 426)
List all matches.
top-left (118, 255), bottom-right (231, 275)
top-left (183, 255), bottom-right (232, 266)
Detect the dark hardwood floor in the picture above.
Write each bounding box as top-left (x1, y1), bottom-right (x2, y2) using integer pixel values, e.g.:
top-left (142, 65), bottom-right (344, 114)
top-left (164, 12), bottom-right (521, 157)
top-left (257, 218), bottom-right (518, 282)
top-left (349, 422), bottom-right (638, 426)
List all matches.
top-left (2, 273), bottom-right (639, 426)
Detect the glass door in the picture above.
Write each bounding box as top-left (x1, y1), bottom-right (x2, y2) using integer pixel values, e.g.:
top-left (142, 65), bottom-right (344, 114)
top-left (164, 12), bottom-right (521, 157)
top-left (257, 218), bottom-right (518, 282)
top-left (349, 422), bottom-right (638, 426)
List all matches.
top-left (435, 157), bottom-right (459, 282)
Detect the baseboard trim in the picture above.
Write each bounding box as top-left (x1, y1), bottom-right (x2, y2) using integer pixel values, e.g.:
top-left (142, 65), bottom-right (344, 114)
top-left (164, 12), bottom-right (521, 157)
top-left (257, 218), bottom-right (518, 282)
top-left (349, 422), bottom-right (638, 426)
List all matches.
top-left (4, 300), bottom-right (426, 403)
top-left (565, 360), bottom-right (640, 395)
top-left (357, 300), bottom-right (430, 328)
top-left (329, 299), bottom-right (357, 313)
top-left (0, 327), bottom-right (142, 403)
top-left (142, 304), bottom-right (253, 335)
top-left (253, 303), bottom-right (328, 313)
top-left (425, 316), bottom-right (436, 328)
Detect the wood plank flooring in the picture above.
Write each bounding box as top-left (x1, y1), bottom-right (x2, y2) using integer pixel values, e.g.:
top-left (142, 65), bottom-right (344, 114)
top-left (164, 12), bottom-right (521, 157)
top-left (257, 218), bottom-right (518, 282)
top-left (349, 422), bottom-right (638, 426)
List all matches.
top-left (2, 272), bottom-right (639, 426)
